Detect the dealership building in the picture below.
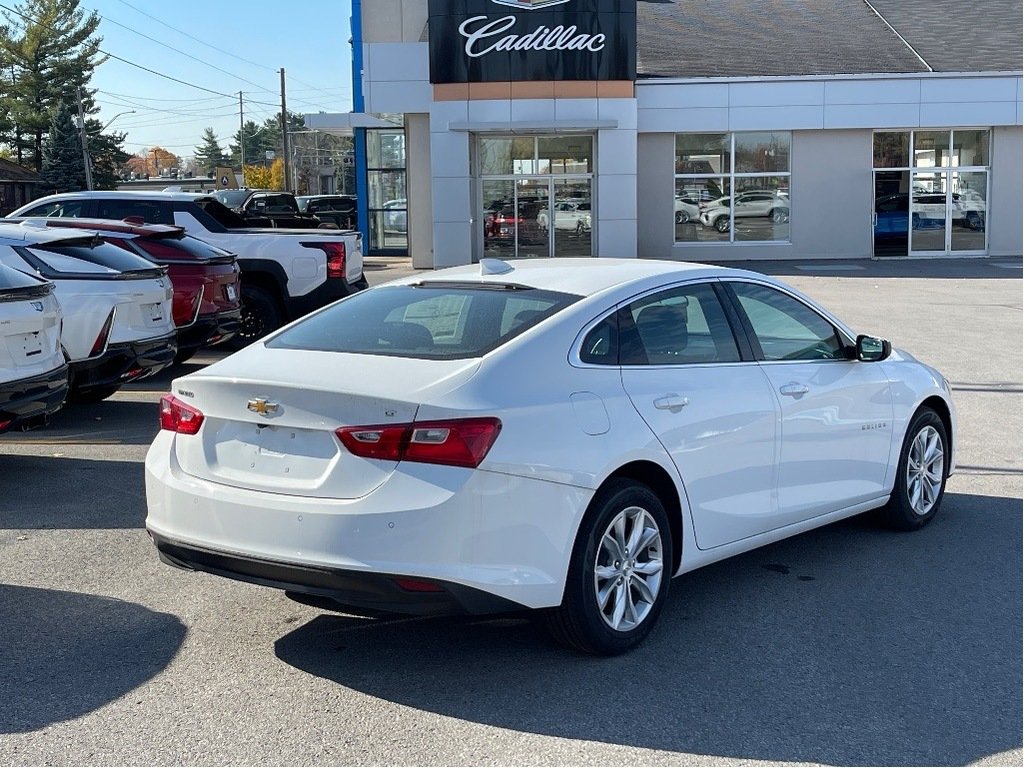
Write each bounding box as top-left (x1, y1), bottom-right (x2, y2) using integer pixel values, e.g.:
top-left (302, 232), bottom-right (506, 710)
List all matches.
top-left (307, 0), bottom-right (1023, 266)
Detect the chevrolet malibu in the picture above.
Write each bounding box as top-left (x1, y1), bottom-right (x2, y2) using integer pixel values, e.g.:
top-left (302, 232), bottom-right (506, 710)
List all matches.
top-left (145, 258), bottom-right (955, 654)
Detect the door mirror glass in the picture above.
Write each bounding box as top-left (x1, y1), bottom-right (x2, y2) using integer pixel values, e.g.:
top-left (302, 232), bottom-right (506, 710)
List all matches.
top-left (856, 334), bottom-right (891, 362)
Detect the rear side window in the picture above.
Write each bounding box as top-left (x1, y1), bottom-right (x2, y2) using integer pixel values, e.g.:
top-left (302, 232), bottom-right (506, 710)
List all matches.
top-left (22, 200), bottom-right (87, 218)
top-left (268, 283), bottom-right (580, 359)
top-left (131, 235), bottom-right (232, 263)
top-left (95, 199), bottom-right (172, 225)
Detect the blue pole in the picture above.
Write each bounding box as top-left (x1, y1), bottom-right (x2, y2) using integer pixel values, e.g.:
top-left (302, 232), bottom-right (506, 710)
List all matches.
top-left (351, 0), bottom-right (370, 250)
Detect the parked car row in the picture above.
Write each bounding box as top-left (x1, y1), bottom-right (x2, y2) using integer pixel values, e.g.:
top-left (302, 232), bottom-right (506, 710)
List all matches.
top-left (0, 221), bottom-right (184, 432)
top-left (8, 190), bottom-right (368, 344)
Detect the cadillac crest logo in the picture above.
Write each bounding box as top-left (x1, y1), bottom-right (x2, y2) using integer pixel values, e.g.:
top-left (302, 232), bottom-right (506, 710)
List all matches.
top-left (492, 0), bottom-right (571, 8)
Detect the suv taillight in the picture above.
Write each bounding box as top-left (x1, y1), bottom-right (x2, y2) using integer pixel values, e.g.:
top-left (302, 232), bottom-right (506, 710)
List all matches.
top-left (336, 418), bottom-right (501, 468)
top-left (90, 308), bottom-right (116, 357)
top-left (159, 395), bottom-right (204, 435)
top-left (303, 242), bottom-right (346, 279)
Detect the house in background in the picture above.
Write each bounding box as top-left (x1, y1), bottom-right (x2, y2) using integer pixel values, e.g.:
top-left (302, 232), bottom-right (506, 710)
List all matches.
top-left (0, 158), bottom-right (39, 216)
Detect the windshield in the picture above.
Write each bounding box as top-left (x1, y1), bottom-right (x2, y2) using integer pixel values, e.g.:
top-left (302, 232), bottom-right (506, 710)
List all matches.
top-left (268, 283), bottom-right (581, 360)
top-left (211, 190), bottom-right (250, 208)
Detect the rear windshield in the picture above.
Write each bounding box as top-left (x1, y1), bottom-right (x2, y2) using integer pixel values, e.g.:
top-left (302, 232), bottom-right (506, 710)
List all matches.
top-left (25, 240), bottom-right (164, 277)
top-left (268, 283), bottom-right (581, 359)
top-left (132, 235), bottom-right (234, 263)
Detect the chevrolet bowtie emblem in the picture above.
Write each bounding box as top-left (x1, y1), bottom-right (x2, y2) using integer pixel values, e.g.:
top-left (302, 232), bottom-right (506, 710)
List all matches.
top-left (247, 397), bottom-right (280, 416)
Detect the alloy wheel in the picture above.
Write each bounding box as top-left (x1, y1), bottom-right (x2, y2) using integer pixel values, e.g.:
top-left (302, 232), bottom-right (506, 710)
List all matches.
top-left (906, 425), bottom-right (944, 516)
top-left (593, 506), bottom-right (664, 631)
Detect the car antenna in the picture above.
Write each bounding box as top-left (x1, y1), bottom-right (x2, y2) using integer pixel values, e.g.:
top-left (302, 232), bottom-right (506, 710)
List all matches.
top-left (480, 258), bottom-right (514, 276)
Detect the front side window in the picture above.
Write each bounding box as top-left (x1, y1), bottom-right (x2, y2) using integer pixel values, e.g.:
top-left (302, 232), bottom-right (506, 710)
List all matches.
top-left (620, 283), bottom-right (740, 366)
top-left (268, 284), bottom-right (580, 360)
top-left (729, 282), bottom-right (844, 361)
top-left (675, 132), bottom-right (791, 244)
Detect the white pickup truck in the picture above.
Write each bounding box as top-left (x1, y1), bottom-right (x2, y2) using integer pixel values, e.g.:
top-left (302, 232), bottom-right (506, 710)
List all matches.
top-left (9, 191), bottom-right (367, 342)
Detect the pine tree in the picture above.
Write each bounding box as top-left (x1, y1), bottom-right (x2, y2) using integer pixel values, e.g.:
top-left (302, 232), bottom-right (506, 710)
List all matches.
top-left (37, 101), bottom-right (85, 194)
top-left (194, 127), bottom-right (227, 175)
top-left (0, 0), bottom-right (105, 170)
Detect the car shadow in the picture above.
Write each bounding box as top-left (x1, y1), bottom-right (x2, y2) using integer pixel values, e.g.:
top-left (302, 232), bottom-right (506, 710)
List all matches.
top-left (0, 584), bottom-right (185, 733)
top-left (729, 257), bottom-right (1022, 280)
top-left (0, 456), bottom-right (146, 528)
top-left (274, 492), bottom-right (1021, 766)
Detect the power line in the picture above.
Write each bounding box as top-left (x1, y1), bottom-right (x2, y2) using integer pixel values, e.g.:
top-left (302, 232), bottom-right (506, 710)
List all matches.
top-left (111, 0), bottom-right (352, 110)
top-left (91, 8), bottom-right (281, 96)
top-left (0, 1), bottom-right (237, 98)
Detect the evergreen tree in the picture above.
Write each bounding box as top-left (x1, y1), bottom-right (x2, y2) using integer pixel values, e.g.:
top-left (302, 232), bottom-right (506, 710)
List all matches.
top-left (193, 127), bottom-right (227, 174)
top-left (37, 101), bottom-right (85, 194)
top-left (229, 112), bottom-right (305, 168)
top-left (0, 0), bottom-right (105, 170)
top-left (86, 120), bottom-right (129, 189)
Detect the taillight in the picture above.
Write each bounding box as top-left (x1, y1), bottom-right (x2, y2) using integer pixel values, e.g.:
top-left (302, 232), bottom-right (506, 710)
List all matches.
top-left (90, 308), bottom-right (116, 357)
top-left (303, 242), bottom-right (346, 279)
top-left (336, 417), bottom-right (501, 468)
top-left (159, 395), bottom-right (204, 435)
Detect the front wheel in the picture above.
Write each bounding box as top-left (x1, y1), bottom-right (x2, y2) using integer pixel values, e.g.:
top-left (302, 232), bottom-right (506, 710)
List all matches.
top-left (878, 408), bottom-right (948, 530)
top-left (547, 481), bottom-right (673, 655)
top-left (675, 210), bottom-right (689, 224)
top-left (714, 216), bottom-right (730, 233)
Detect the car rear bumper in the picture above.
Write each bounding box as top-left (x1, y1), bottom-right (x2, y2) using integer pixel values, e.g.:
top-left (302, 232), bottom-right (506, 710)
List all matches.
top-left (145, 431), bottom-right (592, 613)
top-left (0, 363), bottom-right (69, 432)
top-left (176, 309), bottom-right (242, 353)
top-left (71, 332), bottom-right (177, 393)
top-left (150, 532), bottom-right (525, 616)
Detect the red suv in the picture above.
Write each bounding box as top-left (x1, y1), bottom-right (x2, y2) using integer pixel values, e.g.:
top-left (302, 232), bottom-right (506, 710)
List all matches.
top-left (12, 218), bottom-right (242, 362)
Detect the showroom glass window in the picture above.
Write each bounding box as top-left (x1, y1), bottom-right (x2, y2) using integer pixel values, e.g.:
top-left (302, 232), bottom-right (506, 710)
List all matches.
top-left (674, 132), bottom-right (791, 244)
top-left (872, 129), bottom-right (990, 256)
top-left (366, 128), bottom-right (407, 254)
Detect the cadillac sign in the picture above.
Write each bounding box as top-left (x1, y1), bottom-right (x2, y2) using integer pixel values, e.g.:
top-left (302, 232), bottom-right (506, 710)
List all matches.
top-left (428, 0), bottom-right (636, 84)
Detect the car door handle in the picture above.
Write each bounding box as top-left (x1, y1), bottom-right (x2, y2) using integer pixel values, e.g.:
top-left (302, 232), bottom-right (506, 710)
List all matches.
top-left (779, 382), bottom-right (809, 397)
top-left (654, 394), bottom-right (689, 412)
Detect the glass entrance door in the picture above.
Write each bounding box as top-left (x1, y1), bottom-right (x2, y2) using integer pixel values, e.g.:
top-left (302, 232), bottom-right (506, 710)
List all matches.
top-left (477, 134), bottom-right (594, 260)
top-left (481, 177), bottom-right (592, 259)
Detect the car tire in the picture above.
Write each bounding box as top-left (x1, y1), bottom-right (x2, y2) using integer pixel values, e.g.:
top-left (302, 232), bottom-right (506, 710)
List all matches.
top-left (878, 408), bottom-right (948, 531)
top-left (771, 208), bottom-right (789, 224)
top-left (675, 210), bottom-right (689, 224)
top-left (236, 285), bottom-right (283, 345)
top-left (173, 348), bottom-right (197, 365)
top-left (714, 216), bottom-right (730, 233)
top-left (547, 480), bottom-right (673, 655)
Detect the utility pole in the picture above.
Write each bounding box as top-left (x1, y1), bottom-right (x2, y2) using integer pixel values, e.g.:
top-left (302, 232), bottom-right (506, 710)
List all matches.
top-left (280, 68), bottom-right (291, 193)
top-left (76, 87), bottom-right (93, 191)
top-left (238, 91), bottom-right (245, 172)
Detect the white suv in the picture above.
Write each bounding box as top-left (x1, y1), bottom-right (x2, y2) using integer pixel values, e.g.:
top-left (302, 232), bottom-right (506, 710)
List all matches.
top-left (699, 191), bottom-right (790, 232)
top-left (0, 222), bottom-right (177, 402)
top-left (0, 262), bottom-right (67, 431)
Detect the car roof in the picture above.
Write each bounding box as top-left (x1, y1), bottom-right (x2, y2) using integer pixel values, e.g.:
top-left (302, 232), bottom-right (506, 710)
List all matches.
top-left (13, 190), bottom-right (210, 204)
top-left (389, 258), bottom-right (774, 298)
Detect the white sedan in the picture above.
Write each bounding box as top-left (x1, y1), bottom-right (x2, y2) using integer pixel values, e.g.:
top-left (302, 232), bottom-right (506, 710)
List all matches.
top-left (145, 258), bottom-right (955, 655)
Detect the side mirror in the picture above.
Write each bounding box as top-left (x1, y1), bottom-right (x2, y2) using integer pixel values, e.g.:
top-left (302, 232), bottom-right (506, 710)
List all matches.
top-left (856, 334), bottom-right (891, 362)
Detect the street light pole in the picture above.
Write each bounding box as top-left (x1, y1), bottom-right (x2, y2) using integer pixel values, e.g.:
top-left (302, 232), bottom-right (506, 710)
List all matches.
top-left (76, 87), bottom-right (93, 191)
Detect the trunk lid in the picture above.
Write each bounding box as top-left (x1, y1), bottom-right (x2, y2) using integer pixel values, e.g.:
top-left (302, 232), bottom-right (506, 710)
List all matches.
top-left (171, 346), bottom-right (481, 498)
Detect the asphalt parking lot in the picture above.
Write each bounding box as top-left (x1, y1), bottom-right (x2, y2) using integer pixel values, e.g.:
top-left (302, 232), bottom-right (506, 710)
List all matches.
top-left (1, 255), bottom-right (1021, 766)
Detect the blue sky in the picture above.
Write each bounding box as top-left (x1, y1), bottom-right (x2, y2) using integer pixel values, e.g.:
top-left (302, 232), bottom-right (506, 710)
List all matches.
top-left (82, 0), bottom-right (355, 160)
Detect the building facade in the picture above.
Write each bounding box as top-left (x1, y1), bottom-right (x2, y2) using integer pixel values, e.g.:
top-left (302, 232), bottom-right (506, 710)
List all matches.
top-left (313, 0), bottom-right (1023, 266)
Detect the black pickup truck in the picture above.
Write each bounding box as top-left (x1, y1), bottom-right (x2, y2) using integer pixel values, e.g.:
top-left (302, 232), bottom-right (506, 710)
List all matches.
top-left (211, 189), bottom-right (336, 229)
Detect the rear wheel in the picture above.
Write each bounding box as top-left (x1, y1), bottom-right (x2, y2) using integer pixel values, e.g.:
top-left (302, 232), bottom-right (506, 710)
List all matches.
top-left (878, 408), bottom-right (948, 530)
top-left (236, 284), bottom-right (283, 346)
top-left (714, 216), bottom-right (730, 233)
top-left (547, 481), bottom-right (672, 655)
